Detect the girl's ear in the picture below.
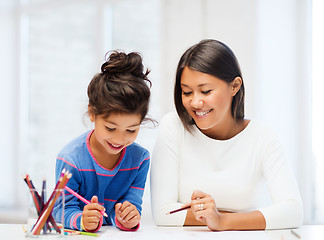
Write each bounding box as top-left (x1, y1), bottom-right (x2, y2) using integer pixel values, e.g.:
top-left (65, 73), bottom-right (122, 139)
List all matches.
top-left (231, 77), bottom-right (242, 96)
top-left (88, 105), bottom-right (95, 122)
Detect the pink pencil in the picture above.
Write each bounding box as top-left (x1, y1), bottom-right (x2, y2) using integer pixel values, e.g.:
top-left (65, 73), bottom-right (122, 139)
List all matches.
top-left (64, 186), bottom-right (108, 217)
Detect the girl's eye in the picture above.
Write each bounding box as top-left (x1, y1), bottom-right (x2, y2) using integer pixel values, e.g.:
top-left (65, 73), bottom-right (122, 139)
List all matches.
top-left (202, 90), bottom-right (211, 94)
top-left (127, 129), bottom-right (136, 133)
top-left (106, 127), bottom-right (115, 132)
top-left (182, 91), bottom-right (192, 96)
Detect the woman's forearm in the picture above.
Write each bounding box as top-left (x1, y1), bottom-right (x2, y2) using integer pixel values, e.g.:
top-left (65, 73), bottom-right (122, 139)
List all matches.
top-left (185, 209), bottom-right (266, 230)
top-left (220, 210), bottom-right (266, 230)
top-left (184, 209), bottom-right (205, 226)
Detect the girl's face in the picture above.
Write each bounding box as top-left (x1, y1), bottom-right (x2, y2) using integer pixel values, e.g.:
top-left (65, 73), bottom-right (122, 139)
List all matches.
top-left (180, 67), bottom-right (236, 131)
top-left (90, 112), bottom-right (141, 155)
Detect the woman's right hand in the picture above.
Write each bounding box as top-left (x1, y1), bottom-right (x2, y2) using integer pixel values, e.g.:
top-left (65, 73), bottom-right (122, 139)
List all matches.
top-left (188, 190), bottom-right (225, 231)
top-left (82, 196), bottom-right (105, 231)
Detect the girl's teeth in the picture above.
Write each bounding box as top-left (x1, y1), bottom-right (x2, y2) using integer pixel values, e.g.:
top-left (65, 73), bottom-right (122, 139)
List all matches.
top-left (111, 144), bottom-right (121, 147)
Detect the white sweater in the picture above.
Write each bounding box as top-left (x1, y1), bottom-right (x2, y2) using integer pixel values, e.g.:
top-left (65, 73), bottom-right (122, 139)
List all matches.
top-left (150, 112), bottom-right (303, 229)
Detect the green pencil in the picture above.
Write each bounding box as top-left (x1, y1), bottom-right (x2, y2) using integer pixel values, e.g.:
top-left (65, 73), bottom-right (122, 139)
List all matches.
top-left (79, 231), bottom-right (99, 237)
top-left (64, 229), bottom-right (99, 237)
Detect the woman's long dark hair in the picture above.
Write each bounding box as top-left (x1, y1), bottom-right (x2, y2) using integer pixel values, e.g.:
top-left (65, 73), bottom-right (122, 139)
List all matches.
top-left (174, 39), bottom-right (245, 131)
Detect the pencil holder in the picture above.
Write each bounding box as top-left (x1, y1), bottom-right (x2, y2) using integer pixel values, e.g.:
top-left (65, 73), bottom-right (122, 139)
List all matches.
top-left (26, 188), bottom-right (65, 238)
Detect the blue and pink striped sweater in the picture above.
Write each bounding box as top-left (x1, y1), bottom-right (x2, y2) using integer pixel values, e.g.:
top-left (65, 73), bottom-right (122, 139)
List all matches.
top-left (52, 130), bottom-right (150, 231)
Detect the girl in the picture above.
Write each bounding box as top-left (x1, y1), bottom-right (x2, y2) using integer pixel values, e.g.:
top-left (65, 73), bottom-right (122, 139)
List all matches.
top-left (151, 39), bottom-right (303, 230)
top-left (53, 51), bottom-right (151, 232)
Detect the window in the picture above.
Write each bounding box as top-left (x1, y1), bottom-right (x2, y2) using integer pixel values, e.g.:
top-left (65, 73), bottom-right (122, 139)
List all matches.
top-left (0, 0), bottom-right (161, 212)
top-left (312, 0), bottom-right (324, 223)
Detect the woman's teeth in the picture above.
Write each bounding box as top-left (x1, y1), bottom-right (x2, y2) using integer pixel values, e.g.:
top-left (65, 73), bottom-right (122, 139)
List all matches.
top-left (195, 109), bottom-right (211, 116)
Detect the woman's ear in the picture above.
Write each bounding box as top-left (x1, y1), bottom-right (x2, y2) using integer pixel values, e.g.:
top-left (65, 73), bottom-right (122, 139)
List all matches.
top-left (88, 105), bottom-right (95, 122)
top-left (231, 77), bottom-right (242, 96)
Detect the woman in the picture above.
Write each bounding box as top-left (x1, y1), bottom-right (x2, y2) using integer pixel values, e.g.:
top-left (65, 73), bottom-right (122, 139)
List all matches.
top-left (150, 39), bottom-right (303, 230)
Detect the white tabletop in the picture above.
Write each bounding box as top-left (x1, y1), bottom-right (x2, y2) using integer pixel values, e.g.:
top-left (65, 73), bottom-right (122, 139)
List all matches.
top-left (1, 222), bottom-right (323, 240)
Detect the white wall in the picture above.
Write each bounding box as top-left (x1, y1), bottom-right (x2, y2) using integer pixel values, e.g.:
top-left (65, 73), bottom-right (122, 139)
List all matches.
top-left (0, 7), bottom-right (16, 206)
top-left (0, 0), bottom-right (313, 224)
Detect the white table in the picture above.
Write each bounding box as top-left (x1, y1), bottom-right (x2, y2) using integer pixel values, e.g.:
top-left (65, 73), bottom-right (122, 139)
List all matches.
top-left (1, 222), bottom-right (323, 239)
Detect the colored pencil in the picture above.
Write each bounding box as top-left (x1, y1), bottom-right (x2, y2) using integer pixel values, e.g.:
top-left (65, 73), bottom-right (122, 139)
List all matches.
top-left (41, 178), bottom-right (46, 204)
top-left (23, 175), bottom-right (57, 232)
top-left (41, 178), bottom-right (47, 233)
top-left (166, 205), bottom-right (191, 215)
top-left (291, 229), bottom-right (301, 239)
top-left (64, 186), bottom-right (108, 217)
top-left (31, 171), bottom-right (71, 235)
top-left (64, 229), bottom-right (99, 237)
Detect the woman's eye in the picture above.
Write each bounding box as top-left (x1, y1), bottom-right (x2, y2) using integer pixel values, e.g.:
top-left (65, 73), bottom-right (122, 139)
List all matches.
top-left (182, 91), bottom-right (192, 96)
top-left (127, 129), bottom-right (136, 133)
top-left (202, 90), bottom-right (211, 94)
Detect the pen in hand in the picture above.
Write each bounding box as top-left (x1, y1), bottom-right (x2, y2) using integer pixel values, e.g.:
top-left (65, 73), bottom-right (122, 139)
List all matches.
top-left (166, 205), bottom-right (191, 215)
top-left (64, 186), bottom-right (108, 217)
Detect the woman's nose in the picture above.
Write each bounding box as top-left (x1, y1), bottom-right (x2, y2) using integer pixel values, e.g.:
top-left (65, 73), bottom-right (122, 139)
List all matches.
top-left (190, 95), bottom-right (203, 109)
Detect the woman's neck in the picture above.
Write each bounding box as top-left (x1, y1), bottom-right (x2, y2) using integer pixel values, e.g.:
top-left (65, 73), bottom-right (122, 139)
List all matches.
top-left (200, 118), bottom-right (250, 140)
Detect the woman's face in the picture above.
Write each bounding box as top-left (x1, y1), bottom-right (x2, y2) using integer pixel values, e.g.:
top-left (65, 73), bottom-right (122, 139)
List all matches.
top-left (180, 67), bottom-right (235, 131)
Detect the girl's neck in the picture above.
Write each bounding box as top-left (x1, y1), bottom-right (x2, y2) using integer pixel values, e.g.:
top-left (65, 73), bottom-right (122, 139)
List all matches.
top-left (89, 131), bottom-right (121, 170)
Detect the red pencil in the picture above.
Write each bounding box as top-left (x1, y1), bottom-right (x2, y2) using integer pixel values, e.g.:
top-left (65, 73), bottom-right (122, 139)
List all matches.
top-left (166, 205), bottom-right (191, 215)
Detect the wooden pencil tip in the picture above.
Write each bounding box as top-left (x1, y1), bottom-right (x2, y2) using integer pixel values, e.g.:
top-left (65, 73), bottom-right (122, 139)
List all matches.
top-left (165, 212), bottom-right (170, 215)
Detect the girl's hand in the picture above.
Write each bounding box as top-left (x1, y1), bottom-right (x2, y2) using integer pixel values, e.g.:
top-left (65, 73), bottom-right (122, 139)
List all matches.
top-left (190, 190), bottom-right (224, 231)
top-left (115, 201), bottom-right (141, 229)
top-left (82, 196), bottom-right (105, 231)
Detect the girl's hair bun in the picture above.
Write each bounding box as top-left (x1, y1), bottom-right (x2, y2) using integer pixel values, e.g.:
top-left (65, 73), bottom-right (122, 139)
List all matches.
top-left (101, 51), bottom-right (149, 80)
top-left (88, 50), bottom-right (152, 122)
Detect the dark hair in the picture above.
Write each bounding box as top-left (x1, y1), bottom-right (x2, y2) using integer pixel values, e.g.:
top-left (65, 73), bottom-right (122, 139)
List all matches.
top-left (174, 39), bottom-right (245, 131)
top-left (87, 51), bottom-right (151, 122)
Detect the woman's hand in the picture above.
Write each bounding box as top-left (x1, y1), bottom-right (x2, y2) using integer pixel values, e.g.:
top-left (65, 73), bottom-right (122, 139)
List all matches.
top-left (115, 201), bottom-right (140, 229)
top-left (189, 190), bottom-right (224, 231)
top-left (82, 196), bottom-right (105, 231)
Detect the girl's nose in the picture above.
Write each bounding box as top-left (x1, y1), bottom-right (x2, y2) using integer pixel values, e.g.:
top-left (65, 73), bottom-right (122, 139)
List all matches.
top-left (111, 133), bottom-right (125, 144)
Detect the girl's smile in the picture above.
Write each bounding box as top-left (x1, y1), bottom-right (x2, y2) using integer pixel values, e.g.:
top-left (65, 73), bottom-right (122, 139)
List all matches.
top-left (89, 111), bottom-right (141, 168)
top-left (106, 141), bottom-right (124, 151)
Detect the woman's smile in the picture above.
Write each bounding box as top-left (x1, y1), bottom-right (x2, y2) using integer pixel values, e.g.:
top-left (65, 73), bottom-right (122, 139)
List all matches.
top-left (194, 109), bottom-right (213, 118)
